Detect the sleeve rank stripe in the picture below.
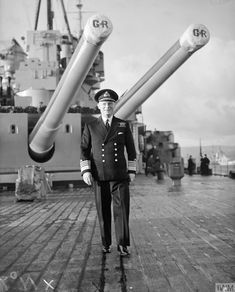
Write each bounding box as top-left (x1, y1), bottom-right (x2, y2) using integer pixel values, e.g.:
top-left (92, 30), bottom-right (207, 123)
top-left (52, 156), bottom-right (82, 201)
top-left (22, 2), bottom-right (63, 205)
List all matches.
top-left (128, 160), bottom-right (136, 171)
top-left (80, 160), bottom-right (91, 172)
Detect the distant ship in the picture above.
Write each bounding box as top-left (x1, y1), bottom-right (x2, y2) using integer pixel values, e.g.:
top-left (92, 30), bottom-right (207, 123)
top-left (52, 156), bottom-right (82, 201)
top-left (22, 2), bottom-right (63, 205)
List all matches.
top-left (212, 149), bottom-right (235, 166)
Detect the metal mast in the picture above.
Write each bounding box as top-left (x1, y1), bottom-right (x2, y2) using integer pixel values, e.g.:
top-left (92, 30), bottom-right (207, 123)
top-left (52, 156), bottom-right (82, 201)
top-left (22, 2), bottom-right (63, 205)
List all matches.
top-left (47, 0), bottom-right (53, 30)
top-left (34, 0), bottom-right (42, 30)
top-left (76, 0), bottom-right (83, 40)
top-left (60, 0), bottom-right (74, 46)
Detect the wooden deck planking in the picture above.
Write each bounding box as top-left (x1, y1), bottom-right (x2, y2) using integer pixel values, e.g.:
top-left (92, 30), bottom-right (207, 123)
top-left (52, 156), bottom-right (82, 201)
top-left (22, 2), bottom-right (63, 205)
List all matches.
top-left (0, 174), bottom-right (234, 291)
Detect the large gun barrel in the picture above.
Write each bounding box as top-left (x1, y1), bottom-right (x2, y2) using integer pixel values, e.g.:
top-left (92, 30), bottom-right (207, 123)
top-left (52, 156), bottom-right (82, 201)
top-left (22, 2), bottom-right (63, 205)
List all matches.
top-left (114, 24), bottom-right (210, 119)
top-left (29, 14), bottom-right (113, 161)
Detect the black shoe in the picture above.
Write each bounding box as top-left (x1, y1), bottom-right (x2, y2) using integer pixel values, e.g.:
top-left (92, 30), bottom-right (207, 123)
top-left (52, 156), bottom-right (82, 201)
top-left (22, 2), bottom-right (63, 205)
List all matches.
top-left (102, 246), bottom-right (111, 253)
top-left (117, 245), bottom-right (130, 256)
top-left (123, 246), bottom-right (130, 255)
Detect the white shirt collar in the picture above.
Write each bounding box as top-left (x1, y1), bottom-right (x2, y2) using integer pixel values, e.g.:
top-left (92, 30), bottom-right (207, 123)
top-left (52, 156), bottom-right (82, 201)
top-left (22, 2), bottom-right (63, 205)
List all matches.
top-left (102, 115), bottom-right (113, 125)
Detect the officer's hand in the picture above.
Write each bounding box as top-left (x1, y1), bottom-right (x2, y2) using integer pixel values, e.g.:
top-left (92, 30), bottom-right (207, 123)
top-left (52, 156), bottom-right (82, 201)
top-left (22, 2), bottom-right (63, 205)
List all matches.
top-left (129, 173), bottom-right (135, 182)
top-left (83, 172), bottom-right (93, 186)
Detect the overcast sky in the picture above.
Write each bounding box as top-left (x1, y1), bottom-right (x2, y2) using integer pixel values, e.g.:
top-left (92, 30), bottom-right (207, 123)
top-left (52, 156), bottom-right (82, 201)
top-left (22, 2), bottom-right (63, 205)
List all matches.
top-left (0, 0), bottom-right (235, 147)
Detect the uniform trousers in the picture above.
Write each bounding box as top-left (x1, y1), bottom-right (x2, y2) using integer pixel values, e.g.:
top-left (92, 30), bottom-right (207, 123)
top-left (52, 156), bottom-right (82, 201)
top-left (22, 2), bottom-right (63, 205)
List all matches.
top-left (94, 180), bottom-right (130, 248)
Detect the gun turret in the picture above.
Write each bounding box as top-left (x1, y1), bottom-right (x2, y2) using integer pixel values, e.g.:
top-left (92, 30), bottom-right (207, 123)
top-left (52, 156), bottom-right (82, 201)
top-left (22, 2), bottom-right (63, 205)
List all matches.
top-left (0, 21), bottom-right (209, 186)
top-left (114, 24), bottom-right (210, 119)
top-left (29, 14), bottom-right (113, 162)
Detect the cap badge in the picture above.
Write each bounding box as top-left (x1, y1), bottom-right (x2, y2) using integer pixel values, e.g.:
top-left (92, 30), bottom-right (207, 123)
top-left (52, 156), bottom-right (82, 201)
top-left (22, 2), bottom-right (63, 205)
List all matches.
top-left (103, 91), bottom-right (110, 97)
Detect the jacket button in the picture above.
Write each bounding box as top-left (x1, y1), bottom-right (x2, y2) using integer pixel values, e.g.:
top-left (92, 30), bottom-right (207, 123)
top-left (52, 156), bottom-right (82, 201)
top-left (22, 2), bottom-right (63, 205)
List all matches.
top-left (115, 159), bottom-right (118, 162)
top-left (115, 148), bottom-right (117, 151)
top-left (102, 160), bottom-right (105, 162)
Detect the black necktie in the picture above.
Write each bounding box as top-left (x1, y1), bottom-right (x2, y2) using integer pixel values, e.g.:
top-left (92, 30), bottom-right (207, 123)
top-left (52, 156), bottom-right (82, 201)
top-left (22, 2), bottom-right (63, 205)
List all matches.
top-left (105, 119), bottom-right (110, 131)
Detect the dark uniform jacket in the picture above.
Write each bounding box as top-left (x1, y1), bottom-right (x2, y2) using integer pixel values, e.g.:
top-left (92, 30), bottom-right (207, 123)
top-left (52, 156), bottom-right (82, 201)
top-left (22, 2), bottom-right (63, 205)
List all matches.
top-left (80, 116), bottom-right (136, 181)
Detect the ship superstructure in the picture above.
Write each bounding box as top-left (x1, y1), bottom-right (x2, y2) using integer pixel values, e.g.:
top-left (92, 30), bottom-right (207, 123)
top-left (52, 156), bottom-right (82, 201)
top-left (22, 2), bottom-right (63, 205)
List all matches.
top-left (0, 0), bottom-right (107, 184)
top-left (0, 0), bottom-right (210, 187)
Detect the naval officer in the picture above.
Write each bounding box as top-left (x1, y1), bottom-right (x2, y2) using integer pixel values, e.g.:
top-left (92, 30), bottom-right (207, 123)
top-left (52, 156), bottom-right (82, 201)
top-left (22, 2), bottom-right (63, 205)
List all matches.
top-left (80, 89), bottom-right (136, 256)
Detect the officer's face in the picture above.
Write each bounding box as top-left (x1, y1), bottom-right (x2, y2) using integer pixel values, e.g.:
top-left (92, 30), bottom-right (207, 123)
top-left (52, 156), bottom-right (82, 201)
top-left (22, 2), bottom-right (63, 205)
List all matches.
top-left (98, 101), bottom-right (115, 118)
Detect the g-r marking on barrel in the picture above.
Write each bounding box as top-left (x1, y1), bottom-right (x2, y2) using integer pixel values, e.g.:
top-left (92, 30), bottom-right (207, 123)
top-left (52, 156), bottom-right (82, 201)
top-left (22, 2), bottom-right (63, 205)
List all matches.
top-left (193, 29), bottom-right (207, 38)
top-left (93, 20), bottom-right (109, 28)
